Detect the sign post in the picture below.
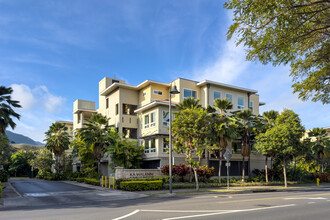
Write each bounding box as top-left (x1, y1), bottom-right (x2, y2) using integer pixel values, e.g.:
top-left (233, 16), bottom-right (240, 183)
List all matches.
top-left (223, 149), bottom-right (232, 190)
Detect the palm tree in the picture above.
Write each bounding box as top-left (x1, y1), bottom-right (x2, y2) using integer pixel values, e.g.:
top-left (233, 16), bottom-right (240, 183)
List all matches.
top-left (176, 97), bottom-right (202, 110)
top-left (213, 98), bottom-right (237, 183)
top-left (44, 122), bottom-right (70, 173)
top-left (234, 109), bottom-right (256, 182)
top-left (260, 110), bottom-right (279, 182)
top-left (78, 113), bottom-right (117, 174)
top-left (0, 86), bottom-right (21, 134)
top-left (308, 128), bottom-right (330, 173)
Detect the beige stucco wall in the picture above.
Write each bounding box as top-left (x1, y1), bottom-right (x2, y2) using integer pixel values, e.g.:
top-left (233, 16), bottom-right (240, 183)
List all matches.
top-left (98, 77), bottom-right (125, 94)
top-left (178, 78), bottom-right (201, 102)
top-left (250, 94), bottom-right (259, 115)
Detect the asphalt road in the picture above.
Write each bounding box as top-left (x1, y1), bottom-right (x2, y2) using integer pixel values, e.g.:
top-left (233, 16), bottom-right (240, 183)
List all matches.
top-left (1, 180), bottom-right (330, 220)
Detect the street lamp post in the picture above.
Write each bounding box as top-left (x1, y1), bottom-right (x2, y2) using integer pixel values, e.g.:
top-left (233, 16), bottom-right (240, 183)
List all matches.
top-left (169, 85), bottom-right (179, 194)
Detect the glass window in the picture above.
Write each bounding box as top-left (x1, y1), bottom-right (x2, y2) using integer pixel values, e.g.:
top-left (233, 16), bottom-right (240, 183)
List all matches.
top-left (142, 91), bottom-right (146, 97)
top-left (150, 139), bottom-right (156, 152)
top-left (226, 94), bottom-right (233, 103)
top-left (213, 91), bottom-right (221, 100)
top-left (238, 96), bottom-right (245, 109)
top-left (232, 142), bottom-right (241, 154)
top-left (144, 114), bottom-right (149, 128)
top-left (183, 89), bottom-right (197, 99)
top-left (106, 98), bottom-right (109, 109)
top-left (150, 112), bottom-right (156, 127)
top-left (163, 138), bottom-right (169, 152)
top-left (163, 110), bottom-right (169, 126)
top-left (115, 103), bottom-right (118, 115)
top-left (153, 90), bottom-right (163, 95)
top-left (144, 140), bottom-right (149, 153)
top-left (249, 101), bottom-right (253, 111)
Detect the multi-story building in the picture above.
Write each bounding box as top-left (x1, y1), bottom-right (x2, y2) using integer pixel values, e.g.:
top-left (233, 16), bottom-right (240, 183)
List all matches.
top-left (73, 77), bottom-right (267, 177)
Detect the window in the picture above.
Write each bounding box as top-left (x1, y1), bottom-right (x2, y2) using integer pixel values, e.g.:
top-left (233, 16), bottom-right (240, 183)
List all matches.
top-left (142, 91), bottom-right (146, 97)
top-left (232, 142), bottom-right (241, 154)
top-left (144, 114), bottom-right (149, 128)
top-left (150, 139), bottom-right (156, 152)
top-left (78, 114), bottom-right (81, 123)
top-left (112, 79), bottom-right (119, 84)
top-left (183, 89), bottom-right (197, 99)
top-left (123, 128), bottom-right (137, 139)
top-left (144, 140), bottom-right (150, 153)
top-left (162, 110), bottom-right (169, 126)
top-left (153, 90), bottom-right (163, 95)
top-left (150, 112), bottom-right (156, 127)
top-left (115, 103), bottom-right (118, 115)
top-left (226, 93), bottom-right (233, 103)
top-left (249, 101), bottom-right (253, 111)
top-left (238, 96), bottom-right (245, 109)
top-left (163, 138), bottom-right (169, 152)
top-left (213, 91), bottom-right (221, 100)
top-left (106, 98), bottom-right (109, 109)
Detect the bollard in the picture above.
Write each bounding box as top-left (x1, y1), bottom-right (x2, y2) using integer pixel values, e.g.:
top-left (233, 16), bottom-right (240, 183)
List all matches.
top-left (109, 176), bottom-right (111, 188)
top-left (113, 177), bottom-right (115, 189)
top-left (317, 178), bottom-right (320, 186)
top-left (105, 176), bottom-right (107, 188)
top-left (102, 176), bottom-right (104, 187)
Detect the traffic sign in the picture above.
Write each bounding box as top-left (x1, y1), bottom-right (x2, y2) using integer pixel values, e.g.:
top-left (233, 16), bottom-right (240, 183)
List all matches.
top-left (223, 149), bottom-right (232, 161)
top-left (226, 162), bottom-right (231, 167)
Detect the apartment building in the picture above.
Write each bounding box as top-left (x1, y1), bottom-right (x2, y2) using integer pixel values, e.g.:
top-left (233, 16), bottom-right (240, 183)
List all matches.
top-left (73, 77), bottom-right (267, 177)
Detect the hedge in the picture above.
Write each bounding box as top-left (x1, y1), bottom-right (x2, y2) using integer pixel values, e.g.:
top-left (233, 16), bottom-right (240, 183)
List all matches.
top-left (0, 170), bottom-right (9, 182)
top-left (76, 177), bottom-right (85, 183)
top-left (115, 176), bottom-right (168, 189)
top-left (0, 182), bottom-right (3, 197)
top-left (120, 180), bottom-right (163, 191)
top-left (84, 178), bottom-right (100, 186)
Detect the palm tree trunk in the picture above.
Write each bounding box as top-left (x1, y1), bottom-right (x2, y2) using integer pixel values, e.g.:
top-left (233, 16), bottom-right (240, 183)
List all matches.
top-left (218, 151), bottom-right (222, 183)
top-left (283, 157), bottom-right (287, 188)
top-left (193, 167), bottom-right (199, 191)
top-left (265, 156), bottom-right (268, 183)
top-left (242, 156), bottom-right (245, 182)
top-left (98, 160), bottom-right (101, 176)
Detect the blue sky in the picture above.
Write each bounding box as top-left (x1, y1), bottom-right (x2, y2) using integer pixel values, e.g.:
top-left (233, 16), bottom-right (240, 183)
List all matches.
top-left (1, 0), bottom-right (329, 142)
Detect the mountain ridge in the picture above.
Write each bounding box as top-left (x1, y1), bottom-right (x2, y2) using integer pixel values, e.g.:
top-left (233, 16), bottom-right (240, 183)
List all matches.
top-left (5, 130), bottom-right (44, 145)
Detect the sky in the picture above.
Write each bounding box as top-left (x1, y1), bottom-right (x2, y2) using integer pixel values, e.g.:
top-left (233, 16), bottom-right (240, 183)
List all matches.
top-left (0, 0), bottom-right (329, 143)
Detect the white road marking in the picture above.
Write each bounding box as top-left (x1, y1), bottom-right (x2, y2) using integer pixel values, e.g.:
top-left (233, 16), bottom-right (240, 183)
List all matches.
top-left (284, 197), bottom-right (327, 200)
top-left (308, 202), bottom-right (316, 204)
top-left (141, 210), bottom-right (230, 213)
top-left (112, 209), bottom-right (140, 220)
top-left (161, 204), bottom-right (296, 220)
top-left (25, 193), bottom-right (50, 197)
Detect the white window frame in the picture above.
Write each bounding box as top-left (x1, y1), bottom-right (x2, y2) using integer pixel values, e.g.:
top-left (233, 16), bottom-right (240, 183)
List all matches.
top-left (237, 96), bottom-right (245, 110)
top-left (150, 112), bottom-right (156, 127)
top-left (142, 91), bottom-right (146, 97)
top-left (153, 90), bottom-right (163, 95)
top-left (226, 93), bottom-right (233, 103)
top-left (163, 138), bottom-right (169, 152)
top-left (144, 114), bottom-right (149, 128)
top-left (150, 138), bottom-right (156, 153)
top-left (213, 91), bottom-right (221, 101)
top-left (162, 110), bottom-right (169, 126)
top-left (183, 88), bottom-right (197, 100)
top-left (144, 140), bottom-right (150, 154)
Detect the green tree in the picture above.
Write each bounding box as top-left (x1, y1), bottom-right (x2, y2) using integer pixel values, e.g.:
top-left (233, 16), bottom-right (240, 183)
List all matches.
top-left (78, 113), bottom-right (117, 174)
top-left (225, 1), bottom-right (330, 104)
top-left (176, 97), bottom-right (202, 110)
top-left (308, 127), bottom-right (330, 173)
top-left (172, 107), bottom-right (210, 191)
top-left (255, 110), bottom-right (279, 183)
top-left (255, 109), bottom-right (305, 187)
top-left (108, 139), bottom-right (144, 169)
top-left (212, 98), bottom-right (238, 183)
top-left (0, 133), bottom-right (14, 169)
top-left (0, 86), bottom-right (22, 134)
top-left (9, 150), bottom-right (36, 177)
top-left (44, 122), bottom-right (70, 173)
top-left (28, 148), bottom-right (54, 177)
top-left (234, 109), bottom-right (256, 181)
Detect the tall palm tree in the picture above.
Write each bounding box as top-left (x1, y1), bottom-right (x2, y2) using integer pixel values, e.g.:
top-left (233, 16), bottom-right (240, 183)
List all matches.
top-left (44, 122), bottom-right (70, 173)
top-left (78, 113), bottom-right (117, 174)
top-left (213, 98), bottom-right (238, 183)
top-left (234, 109), bottom-right (256, 182)
top-left (0, 86), bottom-right (21, 134)
top-left (308, 128), bottom-right (330, 173)
top-left (176, 97), bottom-right (202, 110)
top-left (260, 110), bottom-right (279, 182)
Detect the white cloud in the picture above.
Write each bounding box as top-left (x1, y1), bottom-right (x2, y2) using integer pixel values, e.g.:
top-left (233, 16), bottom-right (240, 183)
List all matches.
top-left (10, 84), bottom-right (36, 110)
top-left (191, 38), bottom-right (249, 84)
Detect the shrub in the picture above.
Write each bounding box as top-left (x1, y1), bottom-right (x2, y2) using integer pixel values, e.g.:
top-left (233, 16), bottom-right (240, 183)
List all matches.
top-left (312, 173), bottom-right (330, 183)
top-left (161, 164), bottom-right (190, 178)
top-left (120, 180), bottom-right (163, 191)
top-left (197, 166), bottom-right (215, 182)
top-left (115, 176), bottom-right (169, 189)
top-left (0, 181), bottom-right (3, 197)
top-left (84, 178), bottom-right (100, 186)
top-left (76, 177), bottom-right (85, 183)
top-left (0, 170), bottom-right (9, 182)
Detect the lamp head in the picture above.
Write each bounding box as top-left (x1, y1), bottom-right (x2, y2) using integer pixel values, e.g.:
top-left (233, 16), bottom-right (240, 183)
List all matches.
top-left (170, 85), bottom-right (180, 94)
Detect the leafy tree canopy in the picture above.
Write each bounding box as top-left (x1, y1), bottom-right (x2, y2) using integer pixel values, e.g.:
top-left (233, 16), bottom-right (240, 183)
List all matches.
top-left (225, 0), bottom-right (330, 104)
